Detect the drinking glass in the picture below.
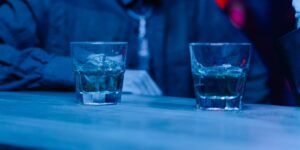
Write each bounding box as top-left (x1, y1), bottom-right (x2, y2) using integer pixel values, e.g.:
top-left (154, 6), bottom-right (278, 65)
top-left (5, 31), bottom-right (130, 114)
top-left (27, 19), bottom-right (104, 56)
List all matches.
top-left (71, 42), bottom-right (127, 105)
top-left (189, 43), bottom-right (251, 110)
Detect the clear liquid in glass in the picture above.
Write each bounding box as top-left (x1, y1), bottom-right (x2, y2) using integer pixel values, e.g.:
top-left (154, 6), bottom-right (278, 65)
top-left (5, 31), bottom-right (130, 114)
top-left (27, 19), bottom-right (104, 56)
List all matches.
top-left (75, 58), bottom-right (124, 105)
top-left (192, 65), bottom-right (246, 110)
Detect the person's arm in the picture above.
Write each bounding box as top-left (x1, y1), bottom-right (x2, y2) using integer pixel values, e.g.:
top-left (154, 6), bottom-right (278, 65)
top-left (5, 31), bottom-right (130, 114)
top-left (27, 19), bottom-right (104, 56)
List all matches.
top-left (0, 0), bottom-right (161, 96)
top-left (293, 0), bottom-right (300, 27)
top-left (0, 0), bottom-right (73, 90)
top-left (194, 0), bottom-right (270, 103)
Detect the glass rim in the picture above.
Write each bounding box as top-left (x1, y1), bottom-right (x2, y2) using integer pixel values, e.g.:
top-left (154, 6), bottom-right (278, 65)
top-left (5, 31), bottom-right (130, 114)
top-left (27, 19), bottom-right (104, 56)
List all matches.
top-left (71, 41), bottom-right (128, 45)
top-left (189, 42), bottom-right (251, 46)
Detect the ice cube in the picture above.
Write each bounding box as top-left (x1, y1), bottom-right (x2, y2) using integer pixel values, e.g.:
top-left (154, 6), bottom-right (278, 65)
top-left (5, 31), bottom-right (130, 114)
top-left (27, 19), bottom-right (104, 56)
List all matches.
top-left (79, 54), bottom-right (106, 71)
top-left (222, 64), bottom-right (232, 68)
top-left (79, 71), bottom-right (99, 92)
top-left (80, 54), bottom-right (124, 73)
top-left (87, 54), bottom-right (106, 65)
top-left (104, 59), bottom-right (123, 73)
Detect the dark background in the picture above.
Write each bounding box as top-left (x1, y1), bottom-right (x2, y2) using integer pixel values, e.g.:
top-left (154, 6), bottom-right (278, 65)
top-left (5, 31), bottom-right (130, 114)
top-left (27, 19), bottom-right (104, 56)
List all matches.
top-left (217, 0), bottom-right (296, 105)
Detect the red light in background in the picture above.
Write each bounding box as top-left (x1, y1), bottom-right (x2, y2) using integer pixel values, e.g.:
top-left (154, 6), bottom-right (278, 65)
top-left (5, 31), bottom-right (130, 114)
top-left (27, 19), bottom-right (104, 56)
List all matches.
top-left (215, 0), bottom-right (246, 29)
top-left (215, 0), bottom-right (229, 10)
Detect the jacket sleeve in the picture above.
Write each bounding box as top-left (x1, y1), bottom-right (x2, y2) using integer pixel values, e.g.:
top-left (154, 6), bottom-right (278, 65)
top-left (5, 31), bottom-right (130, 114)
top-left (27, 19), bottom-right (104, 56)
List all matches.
top-left (194, 0), bottom-right (270, 103)
top-left (0, 0), bottom-right (74, 90)
top-left (278, 30), bottom-right (300, 105)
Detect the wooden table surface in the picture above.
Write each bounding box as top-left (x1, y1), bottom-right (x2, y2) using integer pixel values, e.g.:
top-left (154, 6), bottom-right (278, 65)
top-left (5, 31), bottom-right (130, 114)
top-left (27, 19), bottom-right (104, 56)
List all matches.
top-left (0, 92), bottom-right (299, 150)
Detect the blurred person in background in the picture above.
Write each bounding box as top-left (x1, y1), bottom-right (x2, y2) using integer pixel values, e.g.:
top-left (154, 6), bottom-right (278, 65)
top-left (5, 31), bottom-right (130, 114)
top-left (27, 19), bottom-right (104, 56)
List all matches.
top-left (0, 0), bottom-right (270, 103)
top-left (217, 0), bottom-right (297, 106)
top-left (278, 0), bottom-right (300, 106)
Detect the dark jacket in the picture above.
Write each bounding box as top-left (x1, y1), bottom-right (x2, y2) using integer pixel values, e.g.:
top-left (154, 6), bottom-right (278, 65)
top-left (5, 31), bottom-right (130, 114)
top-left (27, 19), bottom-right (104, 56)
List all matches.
top-left (0, 0), bottom-right (270, 103)
top-left (279, 29), bottom-right (300, 105)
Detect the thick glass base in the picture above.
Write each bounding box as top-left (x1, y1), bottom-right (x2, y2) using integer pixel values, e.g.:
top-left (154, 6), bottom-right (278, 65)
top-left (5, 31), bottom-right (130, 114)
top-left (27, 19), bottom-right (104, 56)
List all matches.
top-left (196, 96), bottom-right (242, 110)
top-left (77, 91), bottom-right (121, 106)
